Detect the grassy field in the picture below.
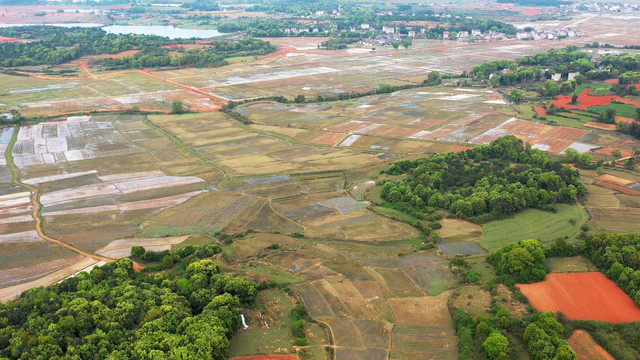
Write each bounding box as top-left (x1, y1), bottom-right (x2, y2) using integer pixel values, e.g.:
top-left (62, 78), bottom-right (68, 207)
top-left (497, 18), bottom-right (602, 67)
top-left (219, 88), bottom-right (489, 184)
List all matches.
top-left (589, 103), bottom-right (639, 118)
top-left (477, 203), bottom-right (588, 251)
top-left (227, 289), bottom-right (328, 359)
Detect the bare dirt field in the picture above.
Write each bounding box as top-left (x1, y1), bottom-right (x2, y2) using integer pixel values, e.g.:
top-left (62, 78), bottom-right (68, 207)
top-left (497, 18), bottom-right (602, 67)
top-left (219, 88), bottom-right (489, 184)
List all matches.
top-left (567, 330), bottom-right (615, 360)
top-left (517, 272), bottom-right (640, 323)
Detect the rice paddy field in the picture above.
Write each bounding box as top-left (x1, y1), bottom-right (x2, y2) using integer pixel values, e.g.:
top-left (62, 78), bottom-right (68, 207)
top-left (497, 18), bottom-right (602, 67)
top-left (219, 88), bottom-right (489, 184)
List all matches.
top-left (237, 87), bottom-right (628, 155)
top-left (1, 12), bottom-right (640, 358)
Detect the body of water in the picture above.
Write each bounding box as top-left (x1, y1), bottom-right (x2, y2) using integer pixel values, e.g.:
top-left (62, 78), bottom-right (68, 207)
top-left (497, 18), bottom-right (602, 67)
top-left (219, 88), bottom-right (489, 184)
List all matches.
top-left (102, 25), bottom-right (223, 39)
top-left (0, 23), bottom-right (224, 39)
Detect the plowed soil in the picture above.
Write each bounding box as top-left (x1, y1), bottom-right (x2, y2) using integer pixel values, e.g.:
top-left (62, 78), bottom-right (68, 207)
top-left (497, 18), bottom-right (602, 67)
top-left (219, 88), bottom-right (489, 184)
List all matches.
top-left (567, 330), bottom-right (614, 360)
top-left (517, 272), bottom-right (640, 323)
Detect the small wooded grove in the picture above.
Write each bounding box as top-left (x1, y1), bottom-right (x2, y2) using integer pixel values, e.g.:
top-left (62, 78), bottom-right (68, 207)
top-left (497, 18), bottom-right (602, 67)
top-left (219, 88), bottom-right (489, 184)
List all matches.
top-left (583, 232), bottom-right (640, 305)
top-left (488, 239), bottom-right (548, 284)
top-left (454, 309), bottom-right (576, 360)
top-left (381, 136), bottom-right (586, 222)
top-left (0, 26), bottom-right (275, 68)
top-left (0, 246), bottom-right (258, 360)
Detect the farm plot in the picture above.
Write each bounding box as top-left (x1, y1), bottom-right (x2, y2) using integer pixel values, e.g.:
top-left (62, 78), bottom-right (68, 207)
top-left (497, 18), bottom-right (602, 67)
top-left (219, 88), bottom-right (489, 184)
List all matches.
top-left (239, 88), bottom-right (613, 155)
top-left (149, 112), bottom-right (385, 176)
top-left (388, 292), bottom-right (458, 360)
top-left (580, 169), bottom-right (640, 232)
top-left (517, 272), bottom-right (640, 322)
top-left (567, 330), bottom-right (615, 360)
top-left (478, 204), bottom-right (587, 251)
top-left (10, 114), bottom-right (226, 253)
top-left (273, 192), bottom-right (418, 242)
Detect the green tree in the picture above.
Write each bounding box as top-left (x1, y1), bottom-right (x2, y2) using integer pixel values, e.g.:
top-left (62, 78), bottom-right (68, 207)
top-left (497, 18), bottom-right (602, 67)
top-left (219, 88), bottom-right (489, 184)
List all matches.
top-left (392, 41), bottom-right (399, 49)
top-left (511, 89), bottom-right (523, 104)
top-left (612, 148), bottom-right (622, 158)
top-left (571, 94), bottom-right (578, 104)
top-left (171, 100), bottom-right (185, 114)
top-left (544, 81), bottom-right (560, 96)
top-left (483, 332), bottom-right (510, 359)
top-left (377, 83), bottom-right (394, 94)
top-left (294, 94), bottom-right (306, 103)
top-left (402, 38), bottom-right (412, 49)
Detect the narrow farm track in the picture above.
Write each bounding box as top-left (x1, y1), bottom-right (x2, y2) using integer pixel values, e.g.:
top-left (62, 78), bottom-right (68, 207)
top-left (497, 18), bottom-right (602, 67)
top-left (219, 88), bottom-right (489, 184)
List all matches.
top-left (137, 70), bottom-right (230, 105)
top-left (78, 61), bottom-right (97, 79)
top-left (4, 126), bottom-right (143, 274)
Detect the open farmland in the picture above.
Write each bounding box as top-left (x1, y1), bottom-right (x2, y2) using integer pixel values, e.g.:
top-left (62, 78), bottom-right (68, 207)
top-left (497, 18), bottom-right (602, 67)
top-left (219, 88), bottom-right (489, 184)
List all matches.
top-left (517, 272), bottom-right (640, 323)
top-left (237, 87), bottom-right (625, 155)
top-left (579, 168), bottom-right (640, 232)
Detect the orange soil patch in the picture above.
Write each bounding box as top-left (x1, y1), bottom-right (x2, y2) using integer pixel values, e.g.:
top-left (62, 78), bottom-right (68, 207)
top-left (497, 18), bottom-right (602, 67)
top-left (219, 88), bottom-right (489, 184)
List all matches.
top-left (595, 180), bottom-right (640, 195)
top-left (517, 272), bottom-right (640, 323)
top-left (0, 35), bottom-right (31, 43)
top-left (585, 122), bottom-right (616, 131)
top-left (598, 174), bottom-right (634, 186)
top-left (615, 116), bottom-right (637, 124)
top-left (231, 356), bottom-right (299, 360)
top-left (354, 163), bottom-right (386, 172)
top-left (616, 98), bottom-right (640, 107)
top-left (534, 107), bottom-right (547, 116)
top-left (310, 132), bottom-right (346, 145)
top-left (521, 9), bottom-right (544, 15)
top-left (450, 145), bottom-right (472, 153)
top-left (89, 50), bottom-right (140, 59)
top-left (550, 89), bottom-right (619, 110)
top-left (568, 330), bottom-right (614, 360)
top-left (593, 147), bottom-right (634, 158)
top-left (162, 44), bottom-right (213, 50)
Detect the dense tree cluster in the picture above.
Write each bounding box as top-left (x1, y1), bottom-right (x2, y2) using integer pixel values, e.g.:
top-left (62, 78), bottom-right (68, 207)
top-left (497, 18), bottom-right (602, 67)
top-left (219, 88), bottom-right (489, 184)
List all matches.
top-left (454, 309), bottom-right (512, 360)
top-left (472, 47), bottom-right (592, 86)
top-left (0, 248), bottom-right (257, 359)
top-left (488, 239), bottom-right (548, 283)
top-left (523, 312), bottom-right (577, 360)
top-left (381, 136), bottom-right (586, 221)
top-left (216, 13), bottom-right (515, 38)
top-left (0, 26), bottom-right (275, 69)
top-left (583, 232), bottom-right (640, 305)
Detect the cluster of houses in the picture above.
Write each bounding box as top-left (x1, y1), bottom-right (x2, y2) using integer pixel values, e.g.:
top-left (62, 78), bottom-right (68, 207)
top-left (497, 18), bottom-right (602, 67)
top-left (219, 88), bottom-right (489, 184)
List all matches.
top-left (515, 28), bottom-right (583, 40)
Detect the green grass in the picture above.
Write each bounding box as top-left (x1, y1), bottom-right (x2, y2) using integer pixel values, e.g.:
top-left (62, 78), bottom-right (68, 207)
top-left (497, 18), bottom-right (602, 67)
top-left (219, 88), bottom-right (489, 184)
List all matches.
top-left (589, 103), bottom-right (639, 119)
top-left (575, 83), bottom-right (612, 95)
top-left (226, 56), bottom-right (255, 62)
top-left (227, 289), bottom-right (297, 357)
top-left (172, 234), bottom-right (217, 249)
top-left (477, 204), bottom-right (588, 252)
top-left (217, 260), bottom-right (305, 285)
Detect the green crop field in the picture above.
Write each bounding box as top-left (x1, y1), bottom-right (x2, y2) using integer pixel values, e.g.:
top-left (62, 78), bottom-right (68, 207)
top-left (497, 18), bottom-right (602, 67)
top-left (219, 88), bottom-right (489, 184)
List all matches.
top-left (477, 203), bottom-right (588, 252)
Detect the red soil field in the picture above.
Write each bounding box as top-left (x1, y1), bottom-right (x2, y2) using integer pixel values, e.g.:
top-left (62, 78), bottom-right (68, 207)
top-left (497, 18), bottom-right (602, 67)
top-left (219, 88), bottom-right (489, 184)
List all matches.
top-left (311, 132), bottom-right (346, 145)
top-left (593, 147), bottom-right (634, 158)
top-left (616, 98), bottom-right (640, 107)
top-left (0, 36), bottom-right (30, 43)
top-left (568, 330), bottom-right (614, 360)
top-left (354, 163), bottom-right (386, 172)
top-left (549, 89), bottom-right (619, 110)
top-left (450, 145), bottom-right (472, 153)
top-left (517, 272), bottom-right (640, 323)
top-left (615, 116), bottom-right (637, 124)
top-left (595, 181), bottom-right (640, 195)
top-left (534, 107), bottom-right (547, 116)
top-left (585, 122), bottom-right (616, 131)
top-left (231, 356), bottom-right (299, 360)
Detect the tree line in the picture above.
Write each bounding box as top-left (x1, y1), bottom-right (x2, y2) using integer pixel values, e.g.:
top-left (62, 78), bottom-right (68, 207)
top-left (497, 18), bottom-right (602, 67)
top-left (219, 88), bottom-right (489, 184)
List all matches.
top-left (380, 136), bottom-right (586, 222)
top-left (0, 26), bottom-right (275, 69)
top-left (0, 244), bottom-right (258, 359)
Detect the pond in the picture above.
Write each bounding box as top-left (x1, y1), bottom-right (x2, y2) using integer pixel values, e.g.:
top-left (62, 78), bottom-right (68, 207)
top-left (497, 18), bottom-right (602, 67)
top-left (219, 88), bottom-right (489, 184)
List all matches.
top-left (101, 25), bottom-right (224, 39)
top-left (0, 23), bottom-right (225, 39)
